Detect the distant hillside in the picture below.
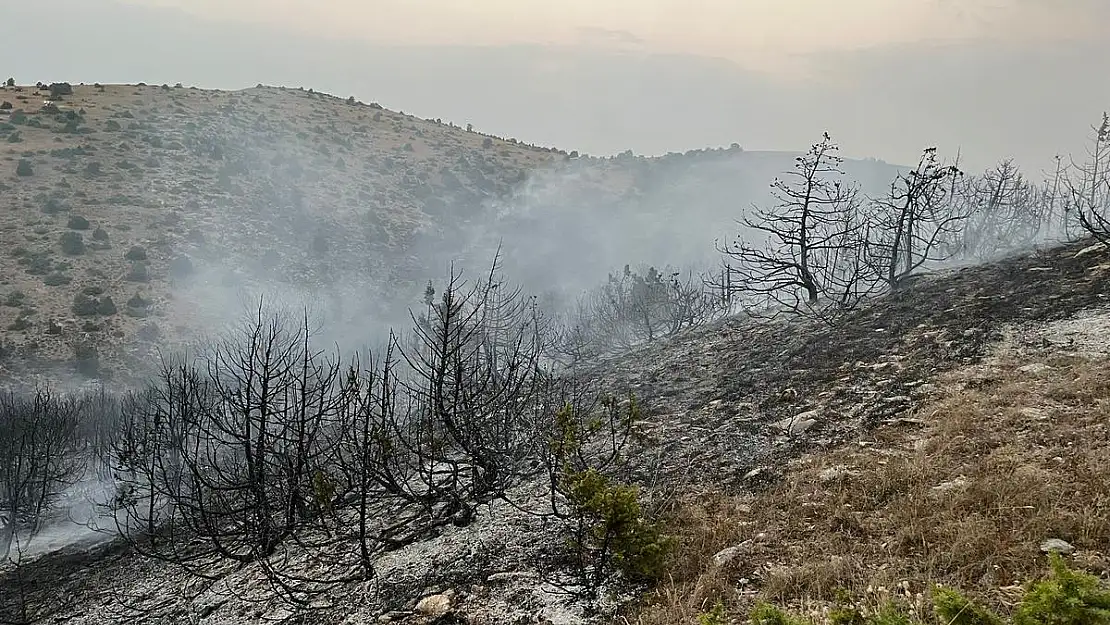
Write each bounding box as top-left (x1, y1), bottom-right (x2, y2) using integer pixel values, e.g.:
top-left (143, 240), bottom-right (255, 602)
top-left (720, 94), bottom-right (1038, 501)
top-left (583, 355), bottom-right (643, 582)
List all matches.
top-left (0, 81), bottom-right (902, 383)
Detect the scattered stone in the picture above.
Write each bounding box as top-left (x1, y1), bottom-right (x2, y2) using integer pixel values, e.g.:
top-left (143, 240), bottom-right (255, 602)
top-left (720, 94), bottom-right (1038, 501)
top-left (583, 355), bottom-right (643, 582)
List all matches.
top-left (1017, 362), bottom-right (1052, 374)
top-left (1040, 538), bottom-right (1075, 555)
top-left (415, 594), bottom-right (452, 617)
top-left (931, 476), bottom-right (969, 493)
top-left (818, 465), bottom-right (855, 484)
top-left (743, 467), bottom-right (768, 480)
top-left (711, 545), bottom-right (746, 568)
top-left (773, 410), bottom-right (819, 435)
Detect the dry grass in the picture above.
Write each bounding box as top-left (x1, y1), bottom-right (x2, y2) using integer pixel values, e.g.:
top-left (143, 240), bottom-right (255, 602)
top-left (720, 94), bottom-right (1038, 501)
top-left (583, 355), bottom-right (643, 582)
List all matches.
top-left (627, 348), bottom-right (1110, 624)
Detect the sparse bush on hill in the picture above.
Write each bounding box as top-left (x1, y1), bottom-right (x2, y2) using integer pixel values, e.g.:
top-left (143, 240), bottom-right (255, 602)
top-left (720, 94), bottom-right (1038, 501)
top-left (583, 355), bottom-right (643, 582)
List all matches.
top-left (3, 291), bottom-right (25, 308)
top-left (97, 296), bottom-right (117, 316)
top-left (42, 272), bottom-right (71, 286)
top-left (15, 158), bottom-right (32, 176)
top-left (21, 251), bottom-right (54, 276)
top-left (0, 101), bottom-right (11, 110)
top-left (71, 293), bottom-right (99, 317)
top-left (73, 342), bottom-right (98, 377)
top-left (66, 215), bottom-right (90, 230)
top-left (59, 231), bottom-right (85, 255)
top-left (125, 261), bottom-right (149, 282)
top-left (4, 78), bottom-right (13, 87)
top-left (124, 245), bottom-right (147, 261)
top-left (48, 82), bottom-right (72, 99)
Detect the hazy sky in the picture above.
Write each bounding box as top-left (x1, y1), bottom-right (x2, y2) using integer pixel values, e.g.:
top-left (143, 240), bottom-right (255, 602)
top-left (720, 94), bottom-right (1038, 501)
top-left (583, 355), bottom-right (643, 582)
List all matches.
top-left (7, 0), bottom-right (1110, 171)
top-left (123, 0), bottom-right (1105, 74)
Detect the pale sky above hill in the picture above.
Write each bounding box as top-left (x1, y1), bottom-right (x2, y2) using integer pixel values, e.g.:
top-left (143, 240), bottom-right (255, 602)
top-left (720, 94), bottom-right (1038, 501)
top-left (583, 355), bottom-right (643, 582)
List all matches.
top-left (7, 0), bottom-right (1110, 171)
top-left (121, 0), bottom-right (1106, 73)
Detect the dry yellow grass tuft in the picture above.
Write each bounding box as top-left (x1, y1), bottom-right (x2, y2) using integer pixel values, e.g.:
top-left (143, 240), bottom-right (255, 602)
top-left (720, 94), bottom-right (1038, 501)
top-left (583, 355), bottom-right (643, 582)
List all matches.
top-left (627, 341), bottom-right (1110, 623)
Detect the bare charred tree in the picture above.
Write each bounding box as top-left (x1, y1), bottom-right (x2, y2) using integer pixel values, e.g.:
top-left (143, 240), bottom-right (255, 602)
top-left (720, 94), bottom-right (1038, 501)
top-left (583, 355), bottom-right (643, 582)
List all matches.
top-left (954, 159), bottom-right (1045, 261)
top-left (1042, 154), bottom-right (1074, 242)
top-left (397, 253), bottom-right (550, 522)
top-left (717, 132), bottom-right (871, 317)
top-left (866, 147), bottom-right (964, 289)
top-left (1064, 113), bottom-right (1110, 245)
top-left (106, 305), bottom-right (357, 604)
top-left (0, 390), bottom-right (86, 625)
top-left (0, 391), bottom-right (85, 559)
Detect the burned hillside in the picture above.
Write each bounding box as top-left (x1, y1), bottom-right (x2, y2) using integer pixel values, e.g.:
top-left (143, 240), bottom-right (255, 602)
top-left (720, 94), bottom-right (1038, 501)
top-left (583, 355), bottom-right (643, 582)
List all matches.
top-left (3, 236), bottom-right (1109, 625)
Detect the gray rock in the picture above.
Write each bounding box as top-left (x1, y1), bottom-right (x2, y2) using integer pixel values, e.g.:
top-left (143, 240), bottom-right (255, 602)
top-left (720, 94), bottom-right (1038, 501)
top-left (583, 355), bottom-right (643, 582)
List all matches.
top-left (415, 594), bottom-right (452, 617)
top-left (818, 465), bottom-right (855, 483)
top-left (1040, 538), bottom-right (1075, 555)
top-left (773, 410), bottom-right (819, 435)
top-left (712, 546), bottom-right (743, 568)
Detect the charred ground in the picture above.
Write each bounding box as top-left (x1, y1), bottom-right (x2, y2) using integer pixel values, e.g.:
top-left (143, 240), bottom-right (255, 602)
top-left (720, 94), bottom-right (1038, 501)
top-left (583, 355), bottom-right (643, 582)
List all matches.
top-left (4, 236), bottom-right (1109, 624)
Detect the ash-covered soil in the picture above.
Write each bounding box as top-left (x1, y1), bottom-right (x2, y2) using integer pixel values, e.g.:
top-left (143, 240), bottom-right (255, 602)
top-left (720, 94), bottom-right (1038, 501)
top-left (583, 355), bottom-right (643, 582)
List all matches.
top-left (4, 240), bottom-right (1109, 624)
top-left (587, 240), bottom-right (1110, 490)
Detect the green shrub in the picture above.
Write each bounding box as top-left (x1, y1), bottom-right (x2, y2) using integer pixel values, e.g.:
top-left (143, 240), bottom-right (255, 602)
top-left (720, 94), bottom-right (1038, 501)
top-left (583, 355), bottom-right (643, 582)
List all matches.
top-left (60, 231), bottom-right (85, 255)
top-left (15, 158), bottom-right (32, 176)
top-left (547, 398), bottom-right (672, 601)
top-left (868, 604), bottom-right (912, 625)
top-left (91, 227), bottom-right (109, 242)
top-left (932, 587), bottom-right (1004, 625)
top-left (3, 291), bottom-right (25, 307)
top-left (750, 603), bottom-right (810, 625)
top-left (1014, 553), bottom-right (1110, 625)
top-left (66, 215), bottom-right (90, 230)
top-left (562, 468), bottom-right (671, 584)
top-left (698, 601), bottom-right (728, 625)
